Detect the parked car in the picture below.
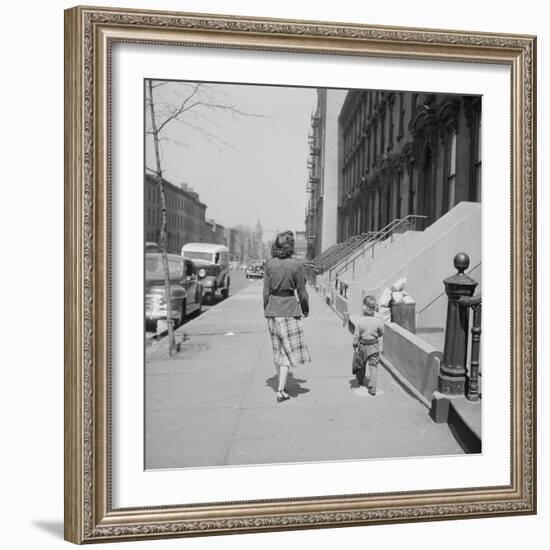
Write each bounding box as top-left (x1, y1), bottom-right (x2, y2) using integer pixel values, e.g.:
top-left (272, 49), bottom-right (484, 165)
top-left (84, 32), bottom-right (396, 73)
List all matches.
top-left (145, 253), bottom-right (203, 330)
top-left (145, 241), bottom-right (160, 252)
top-left (246, 260), bottom-right (265, 279)
top-left (181, 243), bottom-right (230, 304)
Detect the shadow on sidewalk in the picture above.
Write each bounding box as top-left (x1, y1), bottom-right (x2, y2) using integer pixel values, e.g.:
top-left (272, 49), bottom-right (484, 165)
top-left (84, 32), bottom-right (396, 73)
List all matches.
top-left (266, 373), bottom-right (310, 398)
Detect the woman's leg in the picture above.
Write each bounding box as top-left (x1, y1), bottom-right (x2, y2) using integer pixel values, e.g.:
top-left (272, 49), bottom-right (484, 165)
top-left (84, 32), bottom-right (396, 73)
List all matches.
top-left (278, 365), bottom-right (289, 392)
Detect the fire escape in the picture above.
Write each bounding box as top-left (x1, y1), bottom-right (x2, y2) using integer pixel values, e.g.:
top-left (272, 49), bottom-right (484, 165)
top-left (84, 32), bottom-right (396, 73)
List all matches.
top-left (305, 112), bottom-right (322, 259)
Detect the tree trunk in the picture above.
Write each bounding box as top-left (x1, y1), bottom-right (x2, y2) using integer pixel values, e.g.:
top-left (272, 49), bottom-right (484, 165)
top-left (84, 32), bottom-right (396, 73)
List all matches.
top-left (147, 80), bottom-right (177, 355)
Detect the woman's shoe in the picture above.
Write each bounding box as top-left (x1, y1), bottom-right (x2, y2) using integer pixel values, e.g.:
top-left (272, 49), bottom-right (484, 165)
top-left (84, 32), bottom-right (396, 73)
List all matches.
top-left (276, 390), bottom-right (290, 402)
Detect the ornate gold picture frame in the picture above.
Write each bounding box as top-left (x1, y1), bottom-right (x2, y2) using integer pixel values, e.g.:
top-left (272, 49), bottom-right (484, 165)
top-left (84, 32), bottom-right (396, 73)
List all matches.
top-left (64, 5), bottom-right (536, 544)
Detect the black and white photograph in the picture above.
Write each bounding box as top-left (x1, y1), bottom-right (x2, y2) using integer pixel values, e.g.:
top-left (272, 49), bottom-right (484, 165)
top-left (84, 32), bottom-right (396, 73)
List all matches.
top-left (144, 80), bottom-right (482, 470)
top-left (55, 0), bottom-right (540, 545)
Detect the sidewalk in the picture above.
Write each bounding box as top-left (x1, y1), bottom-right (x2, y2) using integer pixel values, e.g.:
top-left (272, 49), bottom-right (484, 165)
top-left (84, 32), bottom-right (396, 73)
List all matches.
top-left (145, 281), bottom-right (463, 469)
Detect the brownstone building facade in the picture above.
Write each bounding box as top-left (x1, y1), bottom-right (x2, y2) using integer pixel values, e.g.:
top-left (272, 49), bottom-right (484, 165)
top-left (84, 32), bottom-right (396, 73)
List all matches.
top-left (203, 219), bottom-right (226, 245)
top-left (337, 90), bottom-right (481, 241)
top-left (145, 174), bottom-right (207, 253)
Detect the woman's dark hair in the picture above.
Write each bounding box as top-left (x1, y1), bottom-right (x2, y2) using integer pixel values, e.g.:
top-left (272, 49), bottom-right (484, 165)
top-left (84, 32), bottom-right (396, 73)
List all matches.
top-left (271, 230), bottom-right (295, 259)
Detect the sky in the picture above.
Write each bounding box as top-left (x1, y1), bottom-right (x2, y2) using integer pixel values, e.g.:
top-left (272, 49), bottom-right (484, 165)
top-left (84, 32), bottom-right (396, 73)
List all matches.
top-left (145, 81), bottom-right (318, 242)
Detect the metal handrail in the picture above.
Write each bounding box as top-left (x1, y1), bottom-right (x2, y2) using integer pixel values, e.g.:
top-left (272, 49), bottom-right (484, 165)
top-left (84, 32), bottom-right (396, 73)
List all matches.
top-left (458, 293), bottom-right (482, 402)
top-left (317, 244), bottom-right (356, 271)
top-left (332, 218), bottom-right (402, 280)
top-left (315, 237), bottom-right (356, 264)
top-left (313, 238), bottom-right (354, 264)
top-left (321, 233), bottom-right (375, 270)
top-left (327, 225), bottom-right (395, 280)
top-left (334, 215), bottom-right (428, 281)
top-left (310, 243), bottom-right (339, 266)
top-left (416, 261), bottom-right (481, 315)
top-left (311, 241), bottom-right (352, 271)
top-left (313, 233), bottom-right (371, 272)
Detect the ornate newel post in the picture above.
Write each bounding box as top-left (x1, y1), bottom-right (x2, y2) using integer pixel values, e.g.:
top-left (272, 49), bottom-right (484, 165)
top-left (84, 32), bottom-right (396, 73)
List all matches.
top-left (430, 253), bottom-right (477, 422)
top-left (439, 253), bottom-right (478, 393)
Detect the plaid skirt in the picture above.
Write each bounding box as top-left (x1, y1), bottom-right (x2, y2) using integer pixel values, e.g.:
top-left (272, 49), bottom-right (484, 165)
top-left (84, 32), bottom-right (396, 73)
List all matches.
top-left (267, 317), bottom-right (311, 368)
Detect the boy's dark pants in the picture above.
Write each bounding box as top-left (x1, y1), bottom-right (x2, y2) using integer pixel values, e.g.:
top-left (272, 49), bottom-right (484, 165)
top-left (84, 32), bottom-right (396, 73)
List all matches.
top-left (352, 343), bottom-right (380, 388)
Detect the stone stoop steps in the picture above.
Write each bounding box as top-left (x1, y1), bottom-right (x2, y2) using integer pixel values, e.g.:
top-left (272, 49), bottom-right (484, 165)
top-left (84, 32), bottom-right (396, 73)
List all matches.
top-left (347, 201), bottom-right (482, 327)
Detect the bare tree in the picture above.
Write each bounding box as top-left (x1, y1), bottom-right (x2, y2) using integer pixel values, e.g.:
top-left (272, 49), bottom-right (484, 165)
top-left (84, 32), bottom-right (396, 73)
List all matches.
top-left (145, 80), bottom-right (267, 355)
top-left (146, 80), bottom-right (178, 354)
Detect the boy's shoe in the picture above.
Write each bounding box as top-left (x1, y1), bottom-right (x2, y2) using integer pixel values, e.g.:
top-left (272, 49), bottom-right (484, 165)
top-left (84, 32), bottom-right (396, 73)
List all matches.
top-left (368, 387), bottom-right (376, 396)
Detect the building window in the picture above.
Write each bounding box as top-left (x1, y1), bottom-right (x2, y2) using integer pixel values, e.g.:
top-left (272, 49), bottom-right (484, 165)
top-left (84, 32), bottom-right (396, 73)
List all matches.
top-left (377, 190), bottom-right (382, 229)
top-left (373, 123), bottom-right (378, 165)
top-left (388, 100), bottom-right (394, 151)
top-left (411, 93), bottom-right (418, 114)
top-left (386, 187), bottom-right (392, 226)
top-left (398, 93), bottom-right (405, 139)
top-left (408, 165), bottom-right (415, 215)
top-left (366, 132), bottom-right (371, 172)
top-left (380, 110), bottom-right (386, 156)
top-left (396, 173), bottom-right (403, 219)
top-left (343, 130), bottom-right (348, 159)
top-left (345, 167), bottom-right (349, 196)
top-left (447, 130), bottom-right (458, 210)
top-left (344, 167), bottom-right (348, 196)
top-left (367, 193), bottom-right (374, 231)
top-left (473, 110), bottom-right (482, 201)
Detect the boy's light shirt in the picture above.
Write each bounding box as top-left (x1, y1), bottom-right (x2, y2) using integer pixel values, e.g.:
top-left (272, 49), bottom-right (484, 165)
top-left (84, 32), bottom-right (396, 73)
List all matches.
top-left (353, 312), bottom-right (385, 346)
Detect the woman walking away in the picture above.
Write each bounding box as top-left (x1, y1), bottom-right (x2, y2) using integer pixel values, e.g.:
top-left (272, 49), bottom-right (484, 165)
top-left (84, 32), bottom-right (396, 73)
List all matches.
top-left (263, 230), bottom-right (311, 402)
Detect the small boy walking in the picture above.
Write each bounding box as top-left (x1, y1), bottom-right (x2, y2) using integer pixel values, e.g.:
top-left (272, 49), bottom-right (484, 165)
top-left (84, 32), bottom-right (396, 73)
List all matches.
top-left (352, 295), bottom-right (384, 396)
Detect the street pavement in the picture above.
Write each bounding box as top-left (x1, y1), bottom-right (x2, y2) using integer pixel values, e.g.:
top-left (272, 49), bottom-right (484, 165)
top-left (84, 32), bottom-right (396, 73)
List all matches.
top-left (145, 280), bottom-right (463, 469)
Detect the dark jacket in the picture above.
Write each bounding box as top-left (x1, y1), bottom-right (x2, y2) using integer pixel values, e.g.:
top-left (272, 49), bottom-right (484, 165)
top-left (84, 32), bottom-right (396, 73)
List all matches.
top-left (263, 257), bottom-right (309, 318)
